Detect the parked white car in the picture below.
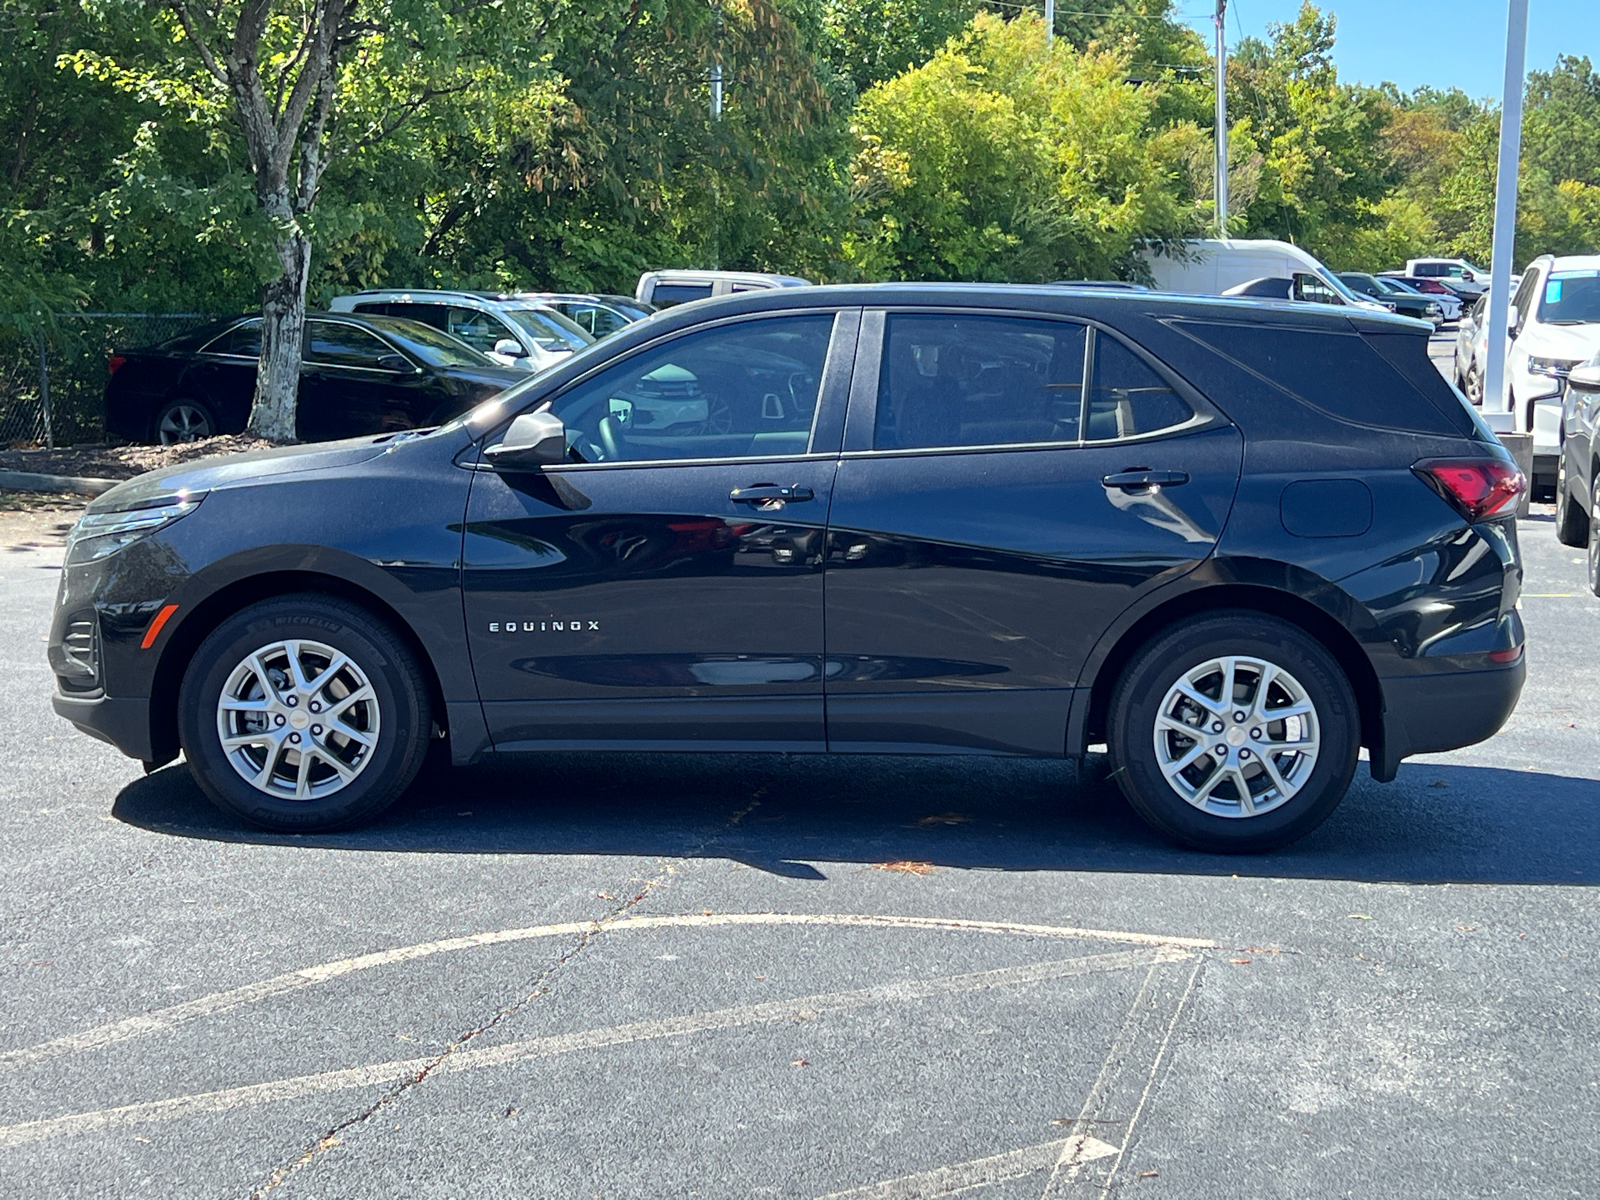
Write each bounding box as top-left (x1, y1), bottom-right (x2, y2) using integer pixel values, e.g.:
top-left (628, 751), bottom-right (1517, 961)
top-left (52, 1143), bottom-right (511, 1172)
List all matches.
top-left (1406, 257), bottom-right (1489, 297)
top-left (329, 290), bottom-right (593, 373)
top-left (1143, 239), bottom-right (1390, 313)
top-left (1453, 291), bottom-right (1504, 403)
top-left (634, 269), bottom-right (811, 308)
top-left (1503, 255), bottom-right (1600, 494)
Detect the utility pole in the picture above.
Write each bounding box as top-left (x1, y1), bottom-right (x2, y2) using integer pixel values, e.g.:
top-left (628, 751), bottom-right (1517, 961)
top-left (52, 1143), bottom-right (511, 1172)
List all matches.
top-left (1483, 0), bottom-right (1529, 429)
top-left (1214, 0), bottom-right (1228, 238)
top-left (1044, 0), bottom-right (1054, 42)
top-left (710, 61), bottom-right (723, 120)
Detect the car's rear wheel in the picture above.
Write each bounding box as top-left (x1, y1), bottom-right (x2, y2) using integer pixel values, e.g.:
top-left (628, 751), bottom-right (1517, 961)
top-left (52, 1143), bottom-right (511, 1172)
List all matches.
top-left (179, 595), bottom-right (431, 832)
top-left (1555, 452), bottom-right (1590, 547)
top-left (1107, 612), bottom-right (1359, 853)
top-left (153, 399), bottom-right (216, 444)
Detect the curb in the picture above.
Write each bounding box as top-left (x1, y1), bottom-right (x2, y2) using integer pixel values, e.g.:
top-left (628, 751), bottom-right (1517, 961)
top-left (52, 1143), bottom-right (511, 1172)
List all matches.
top-left (0, 470), bottom-right (122, 497)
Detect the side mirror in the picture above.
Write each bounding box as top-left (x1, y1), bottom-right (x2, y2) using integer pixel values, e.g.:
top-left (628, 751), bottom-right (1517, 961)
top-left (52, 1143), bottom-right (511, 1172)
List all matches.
top-left (484, 410), bottom-right (568, 470)
top-left (375, 354), bottom-right (413, 373)
top-left (493, 338), bottom-right (525, 359)
top-left (1507, 308), bottom-right (1521, 337)
top-left (1461, 270), bottom-right (1476, 282)
top-left (1569, 362), bottom-right (1600, 390)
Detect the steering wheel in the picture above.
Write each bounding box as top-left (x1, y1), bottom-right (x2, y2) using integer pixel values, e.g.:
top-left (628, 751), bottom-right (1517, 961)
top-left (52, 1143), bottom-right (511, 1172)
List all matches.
top-left (597, 415), bottom-right (626, 462)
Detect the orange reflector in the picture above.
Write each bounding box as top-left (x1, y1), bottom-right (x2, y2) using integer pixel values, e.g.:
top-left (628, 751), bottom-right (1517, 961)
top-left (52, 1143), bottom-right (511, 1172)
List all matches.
top-left (141, 604), bottom-right (179, 650)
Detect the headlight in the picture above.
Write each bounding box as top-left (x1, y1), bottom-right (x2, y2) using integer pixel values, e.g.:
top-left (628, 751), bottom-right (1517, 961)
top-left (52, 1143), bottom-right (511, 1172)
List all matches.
top-left (66, 493), bottom-right (205, 565)
top-left (1426, 303), bottom-right (1442, 315)
top-left (1528, 356), bottom-right (1581, 378)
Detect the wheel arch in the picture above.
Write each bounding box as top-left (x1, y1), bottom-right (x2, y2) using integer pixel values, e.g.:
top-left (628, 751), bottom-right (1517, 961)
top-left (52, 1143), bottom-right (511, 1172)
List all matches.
top-left (148, 570), bottom-right (449, 765)
top-left (1073, 582), bottom-right (1385, 771)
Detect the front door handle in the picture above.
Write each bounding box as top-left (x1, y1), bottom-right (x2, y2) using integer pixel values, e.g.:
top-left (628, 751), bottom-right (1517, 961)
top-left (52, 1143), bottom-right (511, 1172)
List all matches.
top-left (731, 484), bottom-right (814, 505)
top-left (1102, 468), bottom-right (1190, 492)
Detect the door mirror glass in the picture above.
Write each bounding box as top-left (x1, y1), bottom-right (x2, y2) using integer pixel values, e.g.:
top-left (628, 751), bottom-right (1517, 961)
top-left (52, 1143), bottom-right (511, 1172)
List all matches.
top-left (375, 353), bottom-right (412, 373)
top-left (485, 410), bottom-right (568, 470)
top-left (493, 338), bottom-right (525, 359)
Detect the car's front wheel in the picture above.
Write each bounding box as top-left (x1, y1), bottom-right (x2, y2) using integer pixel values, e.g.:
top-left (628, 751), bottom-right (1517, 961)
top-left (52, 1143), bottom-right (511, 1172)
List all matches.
top-left (1107, 612), bottom-right (1359, 853)
top-left (1589, 475), bottom-right (1600, 599)
top-left (178, 595), bottom-right (432, 831)
top-left (1555, 452), bottom-right (1590, 547)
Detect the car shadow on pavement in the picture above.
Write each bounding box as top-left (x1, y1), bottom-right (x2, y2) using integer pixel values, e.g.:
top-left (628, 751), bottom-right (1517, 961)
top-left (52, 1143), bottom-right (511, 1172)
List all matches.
top-left (109, 751), bottom-right (1600, 887)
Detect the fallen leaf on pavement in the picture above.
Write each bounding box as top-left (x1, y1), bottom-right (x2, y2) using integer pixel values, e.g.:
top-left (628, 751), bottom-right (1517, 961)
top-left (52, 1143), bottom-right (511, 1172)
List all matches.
top-left (791, 1058), bottom-right (809, 1067)
top-left (1457, 924), bottom-right (1477, 932)
top-left (1347, 913), bottom-right (1373, 920)
top-left (874, 860), bottom-right (935, 875)
top-left (1139, 1170), bottom-right (1159, 1179)
top-left (1230, 958), bottom-right (1252, 965)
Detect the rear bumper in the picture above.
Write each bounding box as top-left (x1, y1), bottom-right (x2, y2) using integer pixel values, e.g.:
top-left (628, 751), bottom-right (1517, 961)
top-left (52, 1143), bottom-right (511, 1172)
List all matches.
top-left (52, 691), bottom-right (156, 763)
top-left (1372, 658), bottom-right (1526, 781)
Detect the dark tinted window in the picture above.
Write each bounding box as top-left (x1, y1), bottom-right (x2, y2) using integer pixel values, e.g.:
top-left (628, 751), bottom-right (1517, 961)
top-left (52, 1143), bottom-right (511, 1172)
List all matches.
top-left (378, 302), bottom-right (449, 332)
top-left (548, 315), bottom-right (833, 463)
top-left (650, 283), bottom-right (715, 306)
top-left (1180, 320), bottom-right (1459, 434)
top-left (1087, 336), bottom-right (1194, 440)
top-left (204, 320), bottom-right (262, 357)
top-left (874, 315), bottom-right (1086, 450)
top-left (304, 321), bottom-right (393, 368)
top-left (1292, 273), bottom-right (1342, 305)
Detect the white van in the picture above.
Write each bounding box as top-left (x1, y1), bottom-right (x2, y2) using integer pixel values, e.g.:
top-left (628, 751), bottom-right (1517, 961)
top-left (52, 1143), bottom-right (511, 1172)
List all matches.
top-left (1143, 239), bottom-right (1388, 312)
top-left (635, 269), bottom-right (811, 308)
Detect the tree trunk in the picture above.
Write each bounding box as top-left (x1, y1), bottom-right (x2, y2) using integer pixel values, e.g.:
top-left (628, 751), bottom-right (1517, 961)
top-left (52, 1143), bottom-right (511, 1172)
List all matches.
top-left (246, 188), bottom-right (312, 442)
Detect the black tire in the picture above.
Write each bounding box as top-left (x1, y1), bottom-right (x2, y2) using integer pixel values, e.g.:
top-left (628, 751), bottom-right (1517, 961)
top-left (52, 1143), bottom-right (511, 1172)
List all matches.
top-left (152, 398), bottom-right (216, 444)
top-left (178, 594), bottom-right (432, 832)
top-left (1588, 475), bottom-right (1600, 599)
top-left (1556, 453), bottom-right (1590, 547)
top-left (1107, 612), bottom-right (1360, 853)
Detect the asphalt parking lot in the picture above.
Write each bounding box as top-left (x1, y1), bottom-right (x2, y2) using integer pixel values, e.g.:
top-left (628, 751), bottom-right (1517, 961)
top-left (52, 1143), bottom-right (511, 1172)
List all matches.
top-left (3, 378), bottom-right (1598, 1197)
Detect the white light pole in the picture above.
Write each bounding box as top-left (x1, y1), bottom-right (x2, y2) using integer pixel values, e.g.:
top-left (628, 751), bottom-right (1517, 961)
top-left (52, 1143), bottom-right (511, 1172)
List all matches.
top-left (710, 61), bottom-right (723, 121)
top-left (1214, 0), bottom-right (1228, 237)
top-left (1482, 0), bottom-right (1529, 429)
top-left (1045, 0), bottom-right (1054, 42)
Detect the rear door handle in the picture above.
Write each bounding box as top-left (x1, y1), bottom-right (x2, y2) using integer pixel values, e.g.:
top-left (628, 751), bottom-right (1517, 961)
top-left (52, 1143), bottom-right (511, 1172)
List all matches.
top-left (1102, 469), bottom-right (1189, 491)
top-left (730, 484), bottom-right (814, 504)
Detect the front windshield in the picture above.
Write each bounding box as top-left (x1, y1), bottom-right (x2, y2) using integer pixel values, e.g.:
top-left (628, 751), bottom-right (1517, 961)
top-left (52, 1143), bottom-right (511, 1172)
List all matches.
top-left (504, 307), bottom-right (593, 353)
top-left (1537, 271), bottom-right (1600, 324)
top-left (1376, 277), bottom-right (1420, 296)
top-left (1316, 267), bottom-right (1369, 305)
top-left (373, 318), bottom-right (494, 368)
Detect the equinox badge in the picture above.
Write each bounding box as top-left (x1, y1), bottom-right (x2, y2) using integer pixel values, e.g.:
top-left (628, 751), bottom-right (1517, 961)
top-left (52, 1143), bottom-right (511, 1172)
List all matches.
top-left (489, 619), bottom-right (600, 633)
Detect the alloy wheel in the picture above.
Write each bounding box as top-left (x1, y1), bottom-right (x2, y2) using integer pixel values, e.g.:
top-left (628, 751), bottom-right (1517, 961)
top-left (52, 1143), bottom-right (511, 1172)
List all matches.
top-left (1152, 655), bottom-right (1321, 819)
top-left (158, 403), bottom-right (213, 444)
top-left (214, 639), bottom-right (381, 800)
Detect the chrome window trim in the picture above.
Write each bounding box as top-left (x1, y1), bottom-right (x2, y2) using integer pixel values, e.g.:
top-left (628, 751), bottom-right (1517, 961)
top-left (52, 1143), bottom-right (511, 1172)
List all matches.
top-left (541, 451), bottom-right (840, 474)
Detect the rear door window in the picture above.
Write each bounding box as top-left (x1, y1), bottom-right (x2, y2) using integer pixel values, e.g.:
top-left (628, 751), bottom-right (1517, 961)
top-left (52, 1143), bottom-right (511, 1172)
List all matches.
top-left (1086, 336), bottom-right (1195, 440)
top-left (380, 302), bottom-right (450, 333)
top-left (304, 322), bottom-right (393, 369)
top-left (873, 314), bottom-right (1087, 450)
top-left (445, 307), bottom-right (516, 354)
top-left (204, 321), bottom-right (262, 357)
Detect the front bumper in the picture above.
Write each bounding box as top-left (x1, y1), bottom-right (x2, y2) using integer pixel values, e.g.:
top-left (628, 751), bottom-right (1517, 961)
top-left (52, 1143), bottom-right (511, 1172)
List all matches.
top-left (52, 691), bottom-right (157, 762)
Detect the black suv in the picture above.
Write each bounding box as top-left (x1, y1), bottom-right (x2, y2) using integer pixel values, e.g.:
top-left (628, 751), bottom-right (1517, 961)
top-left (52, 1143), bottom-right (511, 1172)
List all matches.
top-left (50, 286), bottom-right (1527, 851)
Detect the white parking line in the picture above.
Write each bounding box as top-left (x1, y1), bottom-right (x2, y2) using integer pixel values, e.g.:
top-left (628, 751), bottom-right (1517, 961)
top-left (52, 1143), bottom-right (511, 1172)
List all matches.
top-left (0, 946), bottom-right (1186, 1149)
top-left (0, 912), bottom-right (1217, 1072)
top-left (814, 1135), bottom-right (1118, 1200)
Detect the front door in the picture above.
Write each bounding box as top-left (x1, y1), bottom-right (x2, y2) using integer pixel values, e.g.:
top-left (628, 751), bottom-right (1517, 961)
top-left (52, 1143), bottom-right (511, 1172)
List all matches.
top-left (823, 310), bottom-right (1244, 755)
top-left (298, 319), bottom-right (414, 439)
top-left (462, 309), bottom-right (855, 751)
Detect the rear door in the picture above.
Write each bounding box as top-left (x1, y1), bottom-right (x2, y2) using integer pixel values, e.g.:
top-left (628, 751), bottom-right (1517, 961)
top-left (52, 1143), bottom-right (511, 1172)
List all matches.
top-left (822, 310), bottom-right (1244, 755)
top-left (462, 309), bottom-right (856, 751)
top-left (299, 320), bottom-right (418, 439)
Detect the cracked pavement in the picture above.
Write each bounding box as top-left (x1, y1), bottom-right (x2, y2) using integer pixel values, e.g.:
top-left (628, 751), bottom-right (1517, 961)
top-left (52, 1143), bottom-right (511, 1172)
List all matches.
top-left (1, 472), bottom-right (1598, 1197)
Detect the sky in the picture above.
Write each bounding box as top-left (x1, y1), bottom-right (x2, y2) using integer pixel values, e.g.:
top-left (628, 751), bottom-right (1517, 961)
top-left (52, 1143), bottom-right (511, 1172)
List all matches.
top-left (1175, 1), bottom-right (1599, 100)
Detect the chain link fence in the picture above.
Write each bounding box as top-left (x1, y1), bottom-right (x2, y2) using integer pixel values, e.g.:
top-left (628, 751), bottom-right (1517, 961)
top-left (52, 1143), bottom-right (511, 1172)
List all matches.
top-left (0, 314), bottom-right (225, 448)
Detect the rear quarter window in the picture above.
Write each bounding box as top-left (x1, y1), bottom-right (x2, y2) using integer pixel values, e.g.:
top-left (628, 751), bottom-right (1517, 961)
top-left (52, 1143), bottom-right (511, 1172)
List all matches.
top-left (1171, 320), bottom-right (1464, 436)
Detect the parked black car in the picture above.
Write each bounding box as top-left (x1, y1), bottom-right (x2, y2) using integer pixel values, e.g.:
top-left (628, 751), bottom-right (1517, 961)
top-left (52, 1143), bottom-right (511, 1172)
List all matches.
top-left (1338, 272), bottom-right (1445, 327)
top-left (105, 312), bottom-right (527, 444)
top-left (1555, 354), bottom-right (1600, 594)
top-left (53, 285), bottom-right (1526, 851)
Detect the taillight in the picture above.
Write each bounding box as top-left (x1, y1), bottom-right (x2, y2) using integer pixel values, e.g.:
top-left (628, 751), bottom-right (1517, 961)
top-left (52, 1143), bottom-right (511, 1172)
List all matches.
top-left (107, 355), bottom-right (126, 376)
top-left (1412, 458), bottom-right (1525, 523)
